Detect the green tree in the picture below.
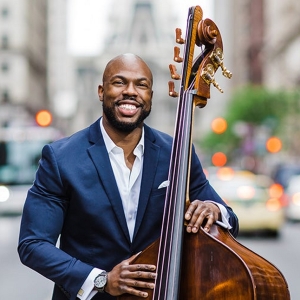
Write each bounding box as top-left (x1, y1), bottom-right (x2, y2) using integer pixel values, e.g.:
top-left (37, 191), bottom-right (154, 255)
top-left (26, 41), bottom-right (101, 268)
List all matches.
top-left (200, 85), bottom-right (300, 163)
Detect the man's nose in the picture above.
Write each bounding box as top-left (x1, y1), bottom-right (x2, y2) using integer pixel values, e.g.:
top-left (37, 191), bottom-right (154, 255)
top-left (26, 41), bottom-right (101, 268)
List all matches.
top-left (123, 82), bottom-right (138, 96)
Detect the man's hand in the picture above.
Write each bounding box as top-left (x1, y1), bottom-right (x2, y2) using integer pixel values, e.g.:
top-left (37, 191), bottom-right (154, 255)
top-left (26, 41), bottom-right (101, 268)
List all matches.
top-left (105, 253), bottom-right (156, 298)
top-left (185, 200), bottom-right (221, 233)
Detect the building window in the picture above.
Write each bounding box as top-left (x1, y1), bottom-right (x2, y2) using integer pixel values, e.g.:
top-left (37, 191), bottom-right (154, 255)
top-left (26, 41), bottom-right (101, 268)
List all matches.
top-left (1, 61), bottom-right (9, 72)
top-left (1, 6), bottom-right (9, 18)
top-left (1, 34), bottom-right (8, 49)
top-left (1, 90), bottom-right (10, 103)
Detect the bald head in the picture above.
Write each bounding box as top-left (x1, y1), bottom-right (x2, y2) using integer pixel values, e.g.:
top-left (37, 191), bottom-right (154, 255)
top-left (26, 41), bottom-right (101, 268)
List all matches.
top-left (102, 53), bottom-right (153, 86)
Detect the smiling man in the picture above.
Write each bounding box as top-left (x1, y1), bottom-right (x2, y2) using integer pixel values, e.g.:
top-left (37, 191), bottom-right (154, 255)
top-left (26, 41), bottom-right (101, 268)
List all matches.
top-left (18, 53), bottom-right (239, 300)
top-left (100, 54), bottom-right (152, 133)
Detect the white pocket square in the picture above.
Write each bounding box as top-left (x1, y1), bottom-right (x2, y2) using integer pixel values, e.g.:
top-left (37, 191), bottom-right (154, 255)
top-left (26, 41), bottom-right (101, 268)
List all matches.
top-left (158, 180), bottom-right (170, 189)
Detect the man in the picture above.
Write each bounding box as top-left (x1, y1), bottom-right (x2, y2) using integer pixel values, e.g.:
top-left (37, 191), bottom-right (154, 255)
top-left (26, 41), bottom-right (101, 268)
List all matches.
top-left (18, 53), bottom-right (239, 300)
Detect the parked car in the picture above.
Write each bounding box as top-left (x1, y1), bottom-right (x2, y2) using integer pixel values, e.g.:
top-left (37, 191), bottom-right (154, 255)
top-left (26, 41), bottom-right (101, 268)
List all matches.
top-left (208, 167), bottom-right (285, 237)
top-left (284, 175), bottom-right (300, 222)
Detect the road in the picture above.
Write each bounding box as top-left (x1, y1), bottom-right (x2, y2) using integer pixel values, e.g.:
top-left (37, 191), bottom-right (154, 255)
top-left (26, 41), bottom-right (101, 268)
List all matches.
top-left (1, 216), bottom-right (299, 299)
top-left (238, 222), bottom-right (299, 299)
top-left (1, 215), bottom-right (53, 300)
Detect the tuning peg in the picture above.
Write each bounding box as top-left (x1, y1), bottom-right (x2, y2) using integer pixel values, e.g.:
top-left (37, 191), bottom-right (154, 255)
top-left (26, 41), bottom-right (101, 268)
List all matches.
top-left (173, 46), bottom-right (183, 63)
top-left (168, 81), bottom-right (179, 97)
top-left (210, 48), bottom-right (232, 79)
top-left (175, 28), bottom-right (185, 44)
top-left (201, 64), bottom-right (224, 93)
top-left (169, 64), bottom-right (181, 80)
top-left (220, 65), bottom-right (232, 79)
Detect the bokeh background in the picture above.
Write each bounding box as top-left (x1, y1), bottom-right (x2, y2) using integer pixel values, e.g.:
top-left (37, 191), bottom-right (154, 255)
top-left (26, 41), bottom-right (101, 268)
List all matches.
top-left (1, 0), bottom-right (300, 299)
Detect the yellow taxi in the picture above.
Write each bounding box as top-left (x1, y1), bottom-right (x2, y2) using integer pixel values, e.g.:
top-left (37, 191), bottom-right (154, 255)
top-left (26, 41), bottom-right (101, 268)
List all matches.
top-left (207, 167), bottom-right (286, 237)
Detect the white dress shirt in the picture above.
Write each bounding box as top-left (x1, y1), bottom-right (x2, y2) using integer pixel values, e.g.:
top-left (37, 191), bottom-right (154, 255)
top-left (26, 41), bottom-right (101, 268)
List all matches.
top-left (104, 125), bottom-right (144, 241)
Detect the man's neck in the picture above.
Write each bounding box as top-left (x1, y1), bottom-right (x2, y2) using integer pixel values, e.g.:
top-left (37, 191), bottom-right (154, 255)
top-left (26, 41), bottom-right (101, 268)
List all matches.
top-left (102, 119), bottom-right (143, 167)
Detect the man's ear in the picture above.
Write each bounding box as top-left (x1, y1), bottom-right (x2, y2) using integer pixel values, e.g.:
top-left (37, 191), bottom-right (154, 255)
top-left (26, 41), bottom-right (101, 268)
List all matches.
top-left (98, 85), bottom-right (104, 102)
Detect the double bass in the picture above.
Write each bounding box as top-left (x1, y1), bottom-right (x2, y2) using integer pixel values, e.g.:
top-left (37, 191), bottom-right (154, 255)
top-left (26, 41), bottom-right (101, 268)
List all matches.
top-left (119, 5), bottom-right (290, 300)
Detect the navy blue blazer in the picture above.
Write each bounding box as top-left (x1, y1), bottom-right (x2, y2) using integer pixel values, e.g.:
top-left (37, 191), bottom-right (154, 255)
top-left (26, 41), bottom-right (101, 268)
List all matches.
top-left (18, 119), bottom-right (238, 300)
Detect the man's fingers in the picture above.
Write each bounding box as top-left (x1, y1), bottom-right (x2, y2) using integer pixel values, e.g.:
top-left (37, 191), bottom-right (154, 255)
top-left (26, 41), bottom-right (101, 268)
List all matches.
top-left (122, 268), bottom-right (157, 280)
top-left (126, 263), bottom-right (156, 273)
top-left (118, 271), bottom-right (156, 298)
top-left (185, 201), bottom-right (219, 233)
top-left (126, 254), bottom-right (156, 271)
top-left (126, 278), bottom-right (155, 289)
top-left (184, 201), bottom-right (198, 220)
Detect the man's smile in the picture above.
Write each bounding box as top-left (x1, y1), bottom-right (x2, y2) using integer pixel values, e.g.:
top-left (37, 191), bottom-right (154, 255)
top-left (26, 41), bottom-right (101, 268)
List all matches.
top-left (116, 101), bottom-right (141, 117)
top-left (119, 104), bottom-right (137, 111)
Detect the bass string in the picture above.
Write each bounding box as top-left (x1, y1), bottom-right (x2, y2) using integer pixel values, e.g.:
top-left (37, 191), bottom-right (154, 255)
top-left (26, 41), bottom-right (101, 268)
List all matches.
top-left (153, 89), bottom-right (194, 300)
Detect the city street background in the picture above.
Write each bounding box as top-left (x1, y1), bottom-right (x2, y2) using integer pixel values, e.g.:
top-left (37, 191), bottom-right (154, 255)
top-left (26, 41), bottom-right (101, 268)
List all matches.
top-left (1, 0), bottom-right (300, 299)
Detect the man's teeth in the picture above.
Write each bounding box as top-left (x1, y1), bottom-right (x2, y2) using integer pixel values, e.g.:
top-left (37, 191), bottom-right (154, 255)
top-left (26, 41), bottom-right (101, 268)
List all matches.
top-left (119, 104), bottom-right (136, 110)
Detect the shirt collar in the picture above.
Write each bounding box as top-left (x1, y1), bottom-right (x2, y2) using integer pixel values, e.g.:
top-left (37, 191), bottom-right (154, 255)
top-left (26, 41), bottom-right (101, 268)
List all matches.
top-left (100, 118), bottom-right (144, 157)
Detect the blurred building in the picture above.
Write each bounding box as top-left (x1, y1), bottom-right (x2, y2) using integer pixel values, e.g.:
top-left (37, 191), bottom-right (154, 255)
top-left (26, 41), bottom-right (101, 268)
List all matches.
top-left (0, 0), bottom-right (48, 127)
top-left (214, 0), bottom-right (300, 170)
top-left (47, 0), bottom-right (77, 132)
top-left (215, 0), bottom-right (300, 89)
top-left (263, 1), bottom-right (300, 88)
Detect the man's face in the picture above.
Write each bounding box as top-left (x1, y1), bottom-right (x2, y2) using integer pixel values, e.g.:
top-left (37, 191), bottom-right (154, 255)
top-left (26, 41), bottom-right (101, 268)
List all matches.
top-left (98, 56), bottom-right (153, 132)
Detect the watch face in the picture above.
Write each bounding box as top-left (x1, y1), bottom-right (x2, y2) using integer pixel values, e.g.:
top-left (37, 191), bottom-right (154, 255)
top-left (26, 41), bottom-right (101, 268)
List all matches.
top-left (95, 273), bottom-right (107, 288)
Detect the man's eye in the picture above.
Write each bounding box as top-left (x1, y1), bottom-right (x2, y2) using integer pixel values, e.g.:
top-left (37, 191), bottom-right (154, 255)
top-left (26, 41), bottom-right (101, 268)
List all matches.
top-left (139, 82), bottom-right (148, 88)
top-left (114, 81), bottom-right (124, 84)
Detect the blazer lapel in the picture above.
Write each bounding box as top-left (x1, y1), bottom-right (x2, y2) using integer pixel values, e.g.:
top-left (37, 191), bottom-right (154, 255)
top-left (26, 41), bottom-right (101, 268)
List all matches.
top-left (133, 126), bottom-right (160, 239)
top-left (87, 119), bottom-right (131, 243)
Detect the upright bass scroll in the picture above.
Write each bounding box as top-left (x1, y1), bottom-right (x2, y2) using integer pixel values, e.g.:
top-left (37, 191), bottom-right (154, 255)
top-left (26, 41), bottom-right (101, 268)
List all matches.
top-left (168, 7), bottom-right (232, 106)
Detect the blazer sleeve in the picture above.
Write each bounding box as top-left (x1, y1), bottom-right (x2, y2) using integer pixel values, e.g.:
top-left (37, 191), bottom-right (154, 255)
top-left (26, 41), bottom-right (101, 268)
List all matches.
top-left (18, 144), bottom-right (93, 300)
top-left (189, 146), bottom-right (239, 237)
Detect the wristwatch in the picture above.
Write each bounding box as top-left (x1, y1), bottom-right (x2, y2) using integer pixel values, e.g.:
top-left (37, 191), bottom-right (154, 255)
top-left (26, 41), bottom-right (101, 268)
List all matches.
top-left (94, 271), bottom-right (108, 293)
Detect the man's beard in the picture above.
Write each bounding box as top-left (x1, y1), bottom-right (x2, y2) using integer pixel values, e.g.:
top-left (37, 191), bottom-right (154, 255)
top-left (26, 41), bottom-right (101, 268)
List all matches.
top-left (102, 101), bottom-right (151, 133)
